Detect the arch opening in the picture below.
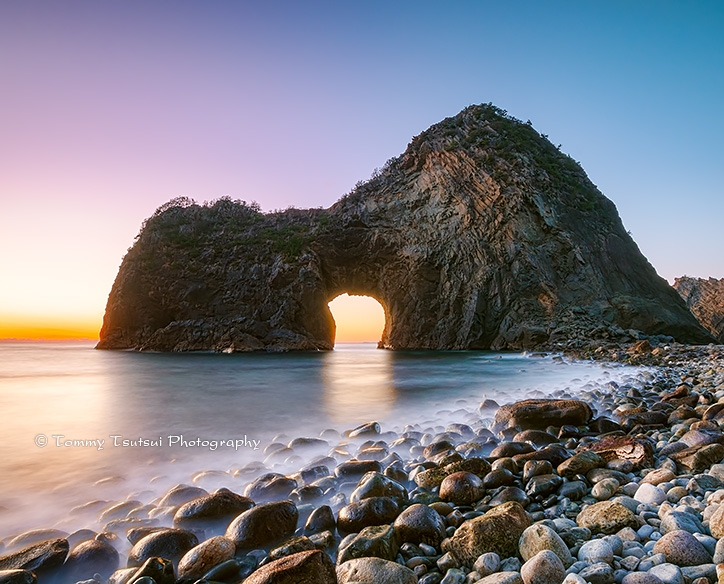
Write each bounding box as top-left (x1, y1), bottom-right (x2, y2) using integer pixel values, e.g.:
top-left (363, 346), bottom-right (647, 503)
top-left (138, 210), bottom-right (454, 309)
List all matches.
top-left (327, 293), bottom-right (386, 346)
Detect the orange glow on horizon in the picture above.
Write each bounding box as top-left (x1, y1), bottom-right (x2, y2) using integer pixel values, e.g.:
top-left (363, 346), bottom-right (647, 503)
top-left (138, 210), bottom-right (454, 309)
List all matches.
top-left (328, 293), bottom-right (386, 343)
top-left (0, 313), bottom-right (101, 341)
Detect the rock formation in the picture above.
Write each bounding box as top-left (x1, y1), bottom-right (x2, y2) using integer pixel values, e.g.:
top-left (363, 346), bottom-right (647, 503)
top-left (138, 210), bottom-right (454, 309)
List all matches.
top-left (97, 103), bottom-right (713, 351)
top-left (674, 277), bottom-right (724, 342)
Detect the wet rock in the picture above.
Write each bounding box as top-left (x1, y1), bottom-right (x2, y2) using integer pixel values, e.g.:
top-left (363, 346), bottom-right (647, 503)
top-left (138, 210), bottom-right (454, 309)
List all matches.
top-left (557, 451), bottom-right (604, 478)
top-left (513, 444), bottom-right (570, 467)
top-left (514, 430), bottom-right (558, 447)
top-left (576, 501), bottom-right (637, 534)
top-left (489, 487), bottom-right (530, 507)
top-left (201, 556), bottom-right (257, 582)
top-left (525, 474), bottom-right (563, 498)
top-left (493, 400), bottom-right (593, 432)
top-left (0, 538), bottom-right (68, 575)
top-left (678, 426), bottom-right (724, 448)
top-left (337, 497), bottom-right (399, 534)
top-left (127, 528), bottom-right (198, 567)
top-left (64, 538), bottom-right (120, 581)
top-left (128, 557), bottom-right (175, 584)
top-left (652, 530), bottom-right (712, 567)
top-left (519, 523), bottom-right (572, 567)
top-left (5, 530), bottom-right (68, 552)
top-left (157, 484), bottom-right (207, 507)
top-left (225, 500), bottom-right (298, 551)
top-left (0, 571), bottom-right (36, 584)
top-left (305, 505), bottom-right (336, 535)
top-left (484, 469), bottom-right (515, 489)
top-left (335, 460), bottom-right (382, 479)
top-left (490, 442), bottom-right (535, 459)
top-left (520, 550), bottom-right (565, 584)
top-left (244, 549), bottom-right (336, 584)
top-left (670, 443), bottom-right (724, 473)
top-left (393, 503), bottom-right (447, 547)
top-left (444, 457), bottom-right (492, 478)
top-left (347, 422), bottom-right (381, 439)
top-left (523, 460), bottom-right (553, 481)
top-left (269, 536), bottom-right (316, 561)
top-left (350, 472), bottom-right (407, 503)
top-left (243, 473), bottom-right (297, 502)
top-left (336, 556), bottom-right (417, 584)
top-left (173, 488), bottom-right (254, 530)
top-left (558, 481), bottom-right (587, 501)
top-left (440, 472), bottom-right (485, 505)
top-left (588, 436), bottom-right (655, 469)
top-left (177, 536), bottom-right (236, 581)
top-left (338, 525), bottom-right (399, 563)
top-left (442, 501), bottom-right (531, 566)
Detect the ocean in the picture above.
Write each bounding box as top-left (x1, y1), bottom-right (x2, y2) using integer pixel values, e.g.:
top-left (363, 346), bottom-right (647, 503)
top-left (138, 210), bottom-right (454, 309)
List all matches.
top-left (0, 341), bottom-right (650, 538)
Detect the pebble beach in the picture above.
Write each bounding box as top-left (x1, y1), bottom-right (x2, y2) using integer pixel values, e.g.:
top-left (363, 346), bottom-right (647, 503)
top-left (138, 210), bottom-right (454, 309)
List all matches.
top-left (2, 341), bottom-right (724, 584)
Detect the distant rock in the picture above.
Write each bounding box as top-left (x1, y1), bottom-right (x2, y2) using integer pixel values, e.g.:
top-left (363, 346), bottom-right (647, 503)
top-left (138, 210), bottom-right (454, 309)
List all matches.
top-left (97, 103), bottom-right (712, 352)
top-left (674, 277), bottom-right (724, 342)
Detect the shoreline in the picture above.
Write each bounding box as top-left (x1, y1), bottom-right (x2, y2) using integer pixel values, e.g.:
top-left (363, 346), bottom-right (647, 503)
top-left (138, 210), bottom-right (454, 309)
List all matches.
top-left (1, 342), bottom-right (723, 584)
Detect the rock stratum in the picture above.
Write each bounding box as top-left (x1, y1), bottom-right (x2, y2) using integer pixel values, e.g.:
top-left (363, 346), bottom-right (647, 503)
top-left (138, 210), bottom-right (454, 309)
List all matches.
top-left (674, 277), bottom-right (724, 343)
top-left (98, 103), bottom-right (713, 351)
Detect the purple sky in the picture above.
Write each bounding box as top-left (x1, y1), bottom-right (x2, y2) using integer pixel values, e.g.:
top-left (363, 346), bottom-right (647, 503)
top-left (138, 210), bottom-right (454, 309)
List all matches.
top-left (1, 1), bottom-right (722, 337)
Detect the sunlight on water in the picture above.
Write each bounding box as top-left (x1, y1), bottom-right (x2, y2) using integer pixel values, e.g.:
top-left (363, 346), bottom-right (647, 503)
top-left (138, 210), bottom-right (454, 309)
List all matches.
top-left (322, 345), bottom-right (395, 423)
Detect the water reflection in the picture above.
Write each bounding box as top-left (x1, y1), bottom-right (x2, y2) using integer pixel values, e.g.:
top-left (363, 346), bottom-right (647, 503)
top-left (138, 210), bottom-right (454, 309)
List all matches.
top-left (322, 344), bottom-right (396, 424)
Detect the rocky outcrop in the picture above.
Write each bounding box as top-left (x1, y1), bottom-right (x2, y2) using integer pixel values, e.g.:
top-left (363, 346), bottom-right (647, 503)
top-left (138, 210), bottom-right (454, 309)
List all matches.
top-left (674, 277), bottom-right (724, 342)
top-left (97, 103), bottom-right (713, 351)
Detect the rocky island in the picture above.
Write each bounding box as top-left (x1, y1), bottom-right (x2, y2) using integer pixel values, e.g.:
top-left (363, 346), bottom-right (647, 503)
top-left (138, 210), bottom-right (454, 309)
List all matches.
top-left (97, 103), bottom-right (713, 352)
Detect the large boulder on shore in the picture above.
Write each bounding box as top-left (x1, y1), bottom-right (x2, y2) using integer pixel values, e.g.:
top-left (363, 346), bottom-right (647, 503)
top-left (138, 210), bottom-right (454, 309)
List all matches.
top-left (96, 103), bottom-right (712, 353)
top-left (442, 501), bottom-right (531, 566)
top-left (494, 399), bottom-right (593, 432)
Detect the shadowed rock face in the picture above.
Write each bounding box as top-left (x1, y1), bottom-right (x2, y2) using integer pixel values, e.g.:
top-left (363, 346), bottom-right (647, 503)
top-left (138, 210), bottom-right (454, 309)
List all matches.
top-left (673, 277), bottom-right (724, 343)
top-left (97, 103), bottom-right (713, 352)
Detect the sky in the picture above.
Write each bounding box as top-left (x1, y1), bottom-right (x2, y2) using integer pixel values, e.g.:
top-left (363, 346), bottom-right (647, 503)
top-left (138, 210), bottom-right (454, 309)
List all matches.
top-left (0, 1), bottom-right (722, 341)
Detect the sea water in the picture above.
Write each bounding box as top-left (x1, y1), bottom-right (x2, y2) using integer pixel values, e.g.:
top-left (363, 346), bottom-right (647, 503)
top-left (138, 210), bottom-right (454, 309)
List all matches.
top-left (0, 341), bottom-right (650, 538)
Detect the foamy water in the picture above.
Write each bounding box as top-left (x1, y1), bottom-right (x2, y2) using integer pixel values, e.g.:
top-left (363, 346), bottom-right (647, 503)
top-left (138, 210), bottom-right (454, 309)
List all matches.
top-left (0, 341), bottom-right (651, 538)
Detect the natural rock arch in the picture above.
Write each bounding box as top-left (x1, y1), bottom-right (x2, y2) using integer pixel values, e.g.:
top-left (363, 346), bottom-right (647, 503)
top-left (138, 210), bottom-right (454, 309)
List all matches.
top-left (97, 104), bottom-right (713, 351)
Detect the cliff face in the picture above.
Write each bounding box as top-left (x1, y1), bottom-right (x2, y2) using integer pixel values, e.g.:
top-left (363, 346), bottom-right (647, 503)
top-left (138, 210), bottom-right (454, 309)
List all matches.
top-left (98, 103), bottom-right (713, 351)
top-left (674, 277), bottom-right (724, 343)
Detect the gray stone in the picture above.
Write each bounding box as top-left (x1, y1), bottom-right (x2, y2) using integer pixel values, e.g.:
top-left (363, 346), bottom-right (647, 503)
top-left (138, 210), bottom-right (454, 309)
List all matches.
top-left (336, 556), bottom-right (417, 584)
top-left (577, 539), bottom-right (614, 564)
top-left (520, 550), bottom-right (565, 584)
top-left (473, 552), bottom-right (500, 577)
top-left (337, 525), bottom-right (399, 563)
top-left (519, 523), bottom-right (573, 568)
top-left (244, 550), bottom-right (336, 584)
top-left (648, 563), bottom-right (684, 584)
top-left (225, 500), bottom-right (298, 551)
top-left (578, 562), bottom-right (614, 584)
top-left (659, 511), bottom-right (704, 535)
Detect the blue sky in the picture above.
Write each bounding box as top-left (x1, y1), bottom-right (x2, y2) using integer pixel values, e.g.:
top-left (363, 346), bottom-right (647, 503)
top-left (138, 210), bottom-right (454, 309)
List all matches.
top-left (0, 0), bottom-right (722, 336)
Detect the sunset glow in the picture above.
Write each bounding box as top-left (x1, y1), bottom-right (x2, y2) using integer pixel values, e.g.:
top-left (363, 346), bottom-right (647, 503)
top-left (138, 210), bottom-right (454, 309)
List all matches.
top-left (0, 313), bottom-right (100, 341)
top-left (328, 294), bottom-right (386, 344)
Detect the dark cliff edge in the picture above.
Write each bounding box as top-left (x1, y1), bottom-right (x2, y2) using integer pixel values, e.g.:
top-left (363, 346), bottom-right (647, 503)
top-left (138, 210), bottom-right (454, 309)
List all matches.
top-left (674, 277), bottom-right (724, 343)
top-left (98, 103), bottom-right (714, 352)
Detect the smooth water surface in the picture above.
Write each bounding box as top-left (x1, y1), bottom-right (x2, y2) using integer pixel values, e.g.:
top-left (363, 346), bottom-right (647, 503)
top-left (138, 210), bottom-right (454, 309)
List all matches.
top-left (0, 341), bottom-right (647, 536)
